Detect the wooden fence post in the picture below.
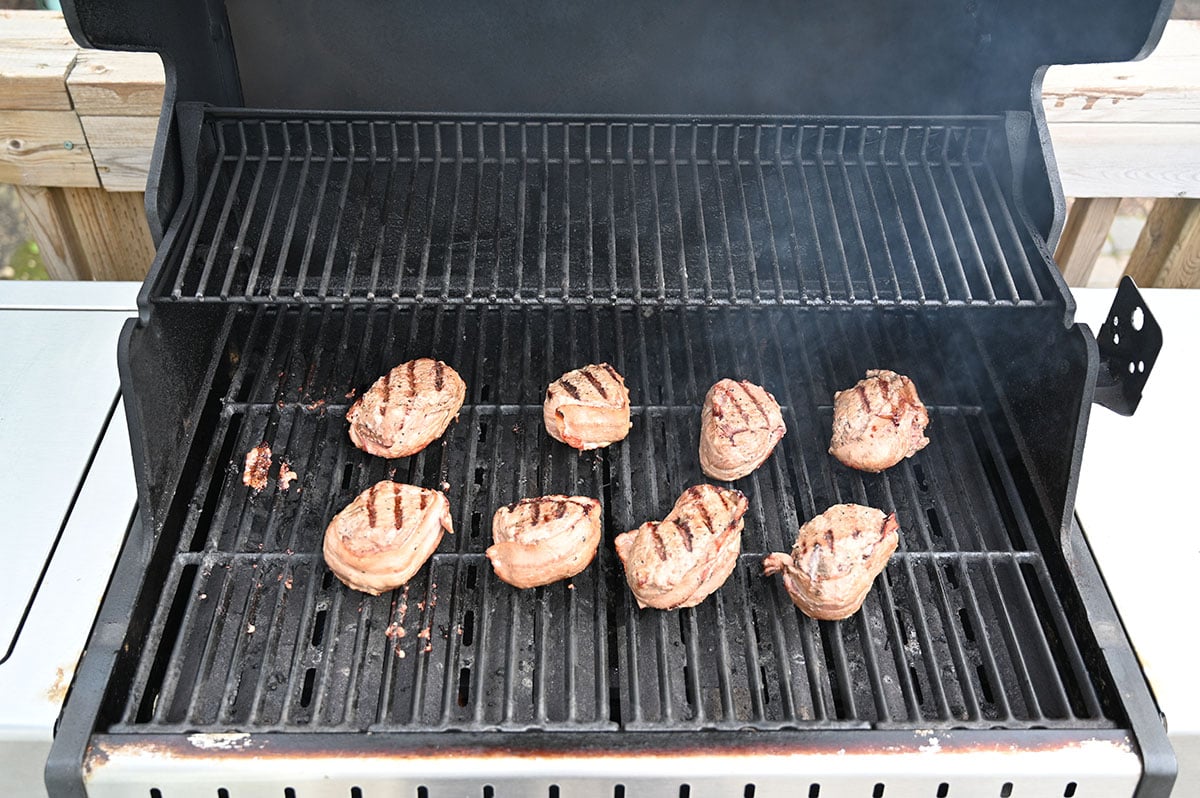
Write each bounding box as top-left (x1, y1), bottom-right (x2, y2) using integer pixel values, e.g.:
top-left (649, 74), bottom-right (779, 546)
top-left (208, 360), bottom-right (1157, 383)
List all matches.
top-left (1055, 198), bottom-right (1123, 286)
top-left (15, 184), bottom-right (154, 280)
top-left (1125, 198), bottom-right (1200, 288)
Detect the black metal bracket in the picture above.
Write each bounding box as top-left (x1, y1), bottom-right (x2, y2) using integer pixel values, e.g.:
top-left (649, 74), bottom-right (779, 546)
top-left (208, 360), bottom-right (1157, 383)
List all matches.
top-left (1092, 277), bottom-right (1162, 416)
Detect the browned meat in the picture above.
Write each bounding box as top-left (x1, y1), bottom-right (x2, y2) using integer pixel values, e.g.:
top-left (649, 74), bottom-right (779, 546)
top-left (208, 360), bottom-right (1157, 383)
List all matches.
top-left (347, 359), bottom-right (466, 459)
top-left (699, 378), bottom-right (787, 481)
top-left (614, 485), bottom-right (747, 610)
top-left (829, 369), bottom-right (929, 472)
top-left (763, 504), bottom-right (899, 621)
top-left (277, 462), bottom-right (298, 491)
top-left (486, 495), bottom-right (602, 588)
top-left (323, 481), bottom-right (454, 595)
top-left (543, 363), bottom-right (631, 450)
top-left (242, 442), bottom-right (271, 491)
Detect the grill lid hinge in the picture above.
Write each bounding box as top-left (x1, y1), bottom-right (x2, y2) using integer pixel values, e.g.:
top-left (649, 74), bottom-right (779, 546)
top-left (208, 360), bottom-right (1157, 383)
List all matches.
top-left (1092, 276), bottom-right (1162, 416)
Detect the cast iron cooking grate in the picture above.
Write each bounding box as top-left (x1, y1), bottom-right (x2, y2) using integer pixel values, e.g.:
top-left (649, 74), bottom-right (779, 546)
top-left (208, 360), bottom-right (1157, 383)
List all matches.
top-left (152, 113), bottom-right (1050, 307)
top-left (103, 305), bottom-right (1114, 734)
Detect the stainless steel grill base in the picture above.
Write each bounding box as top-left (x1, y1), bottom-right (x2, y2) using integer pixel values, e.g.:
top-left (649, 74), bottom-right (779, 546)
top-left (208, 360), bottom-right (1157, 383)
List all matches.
top-left (82, 730), bottom-right (1140, 798)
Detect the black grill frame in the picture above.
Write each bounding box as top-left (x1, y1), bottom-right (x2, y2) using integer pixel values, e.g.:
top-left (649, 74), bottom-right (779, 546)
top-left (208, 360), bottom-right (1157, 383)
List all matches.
top-left (46, 109), bottom-right (1175, 797)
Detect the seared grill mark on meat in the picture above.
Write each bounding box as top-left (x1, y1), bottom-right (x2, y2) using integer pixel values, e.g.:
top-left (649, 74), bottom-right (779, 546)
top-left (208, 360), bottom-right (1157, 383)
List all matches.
top-left (582, 367), bottom-right (610, 399)
top-left (559, 377), bottom-right (582, 400)
top-left (856, 384), bottom-right (871, 413)
top-left (434, 360), bottom-right (445, 391)
top-left (735, 380), bottom-right (770, 425)
top-left (393, 487), bottom-right (404, 530)
top-left (825, 529), bottom-right (835, 553)
top-left (676, 517), bottom-right (695, 551)
top-left (724, 382), bottom-right (752, 425)
top-left (651, 526), bottom-right (669, 560)
top-left (367, 483), bottom-right (379, 527)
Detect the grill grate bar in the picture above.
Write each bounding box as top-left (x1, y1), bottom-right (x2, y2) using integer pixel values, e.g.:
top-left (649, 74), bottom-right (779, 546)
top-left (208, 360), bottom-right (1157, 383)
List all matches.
top-left (343, 123), bottom-right (379, 300)
top-left (918, 127), bottom-right (975, 301)
top-left (226, 122), bottom-right (272, 298)
top-left (854, 131), bottom-right (903, 301)
top-left (937, 128), bottom-right (996, 303)
top-left (982, 162), bottom-right (1044, 304)
top-left (687, 127), bottom-right (716, 304)
top-left (833, 127), bottom-right (880, 301)
top-left (365, 123), bottom-right (397, 300)
top-left (897, 127), bottom-right (951, 303)
top-left (876, 130), bottom-right (927, 303)
top-left (731, 127), bottom-right (764, 302)
top-left (192, 123), bottom-right (247, 298)
top-left (218, 124), bottom-right (264, 297)
top-left (266, 123), bottom-right (310, 299)
top-left (961, 128), bottom-right (1020, 303)
top-left (815, 127), bottom-right (859, 301)
top-left (289, 123), bottom-right (331, 298)
top-left (771, 126), bottom-right (807, 301)
top-left (752, 127), bottom-right (786, 303)
top-left (171, 128), bottom-right (226, 299)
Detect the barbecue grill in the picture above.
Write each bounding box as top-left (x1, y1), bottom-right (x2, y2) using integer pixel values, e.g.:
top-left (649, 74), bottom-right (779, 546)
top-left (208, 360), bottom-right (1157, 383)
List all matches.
top-left (49, 2), bottom-right (1175, 796)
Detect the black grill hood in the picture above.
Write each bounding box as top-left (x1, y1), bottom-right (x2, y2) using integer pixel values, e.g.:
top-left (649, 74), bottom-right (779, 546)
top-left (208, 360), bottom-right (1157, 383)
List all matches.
top-left (63, 0), bottom-right (1170, 240)
top-left (65, 0), bottom-right (1170, 115)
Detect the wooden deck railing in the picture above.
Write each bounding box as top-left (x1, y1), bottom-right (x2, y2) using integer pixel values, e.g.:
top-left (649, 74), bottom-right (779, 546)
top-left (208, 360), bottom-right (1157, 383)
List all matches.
top-left (2, 11), bottom-right (1197, 284)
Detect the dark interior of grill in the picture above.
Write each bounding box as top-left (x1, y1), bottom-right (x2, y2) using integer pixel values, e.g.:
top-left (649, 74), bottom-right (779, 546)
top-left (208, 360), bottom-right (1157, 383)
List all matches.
top-left (94, 109), bottom-right (1124, 737)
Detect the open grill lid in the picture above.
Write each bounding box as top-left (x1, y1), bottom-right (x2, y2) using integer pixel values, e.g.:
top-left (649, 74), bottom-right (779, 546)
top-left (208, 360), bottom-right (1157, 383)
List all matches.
top-left (64, 0), bottom-right (1171, 241)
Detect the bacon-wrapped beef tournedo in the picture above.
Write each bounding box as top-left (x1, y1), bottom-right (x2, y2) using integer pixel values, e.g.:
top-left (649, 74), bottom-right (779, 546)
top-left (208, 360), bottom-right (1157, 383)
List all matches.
top-left (323, 481), bottom-right (453, 595)
top-left (614, 484), bottom-right (747, 610)
top-left (699, 378), bottom-right (786, 481)
top-left (347, 358), bottom-right (466, 459)
top-left (763, 503), bottom-right (899, 621)
top-left (543, 363), bottom-right (632, 450)
top-left (486, 495), bottom-right (603, 588)
top-left (829, 369), bottom-right (929, 472)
